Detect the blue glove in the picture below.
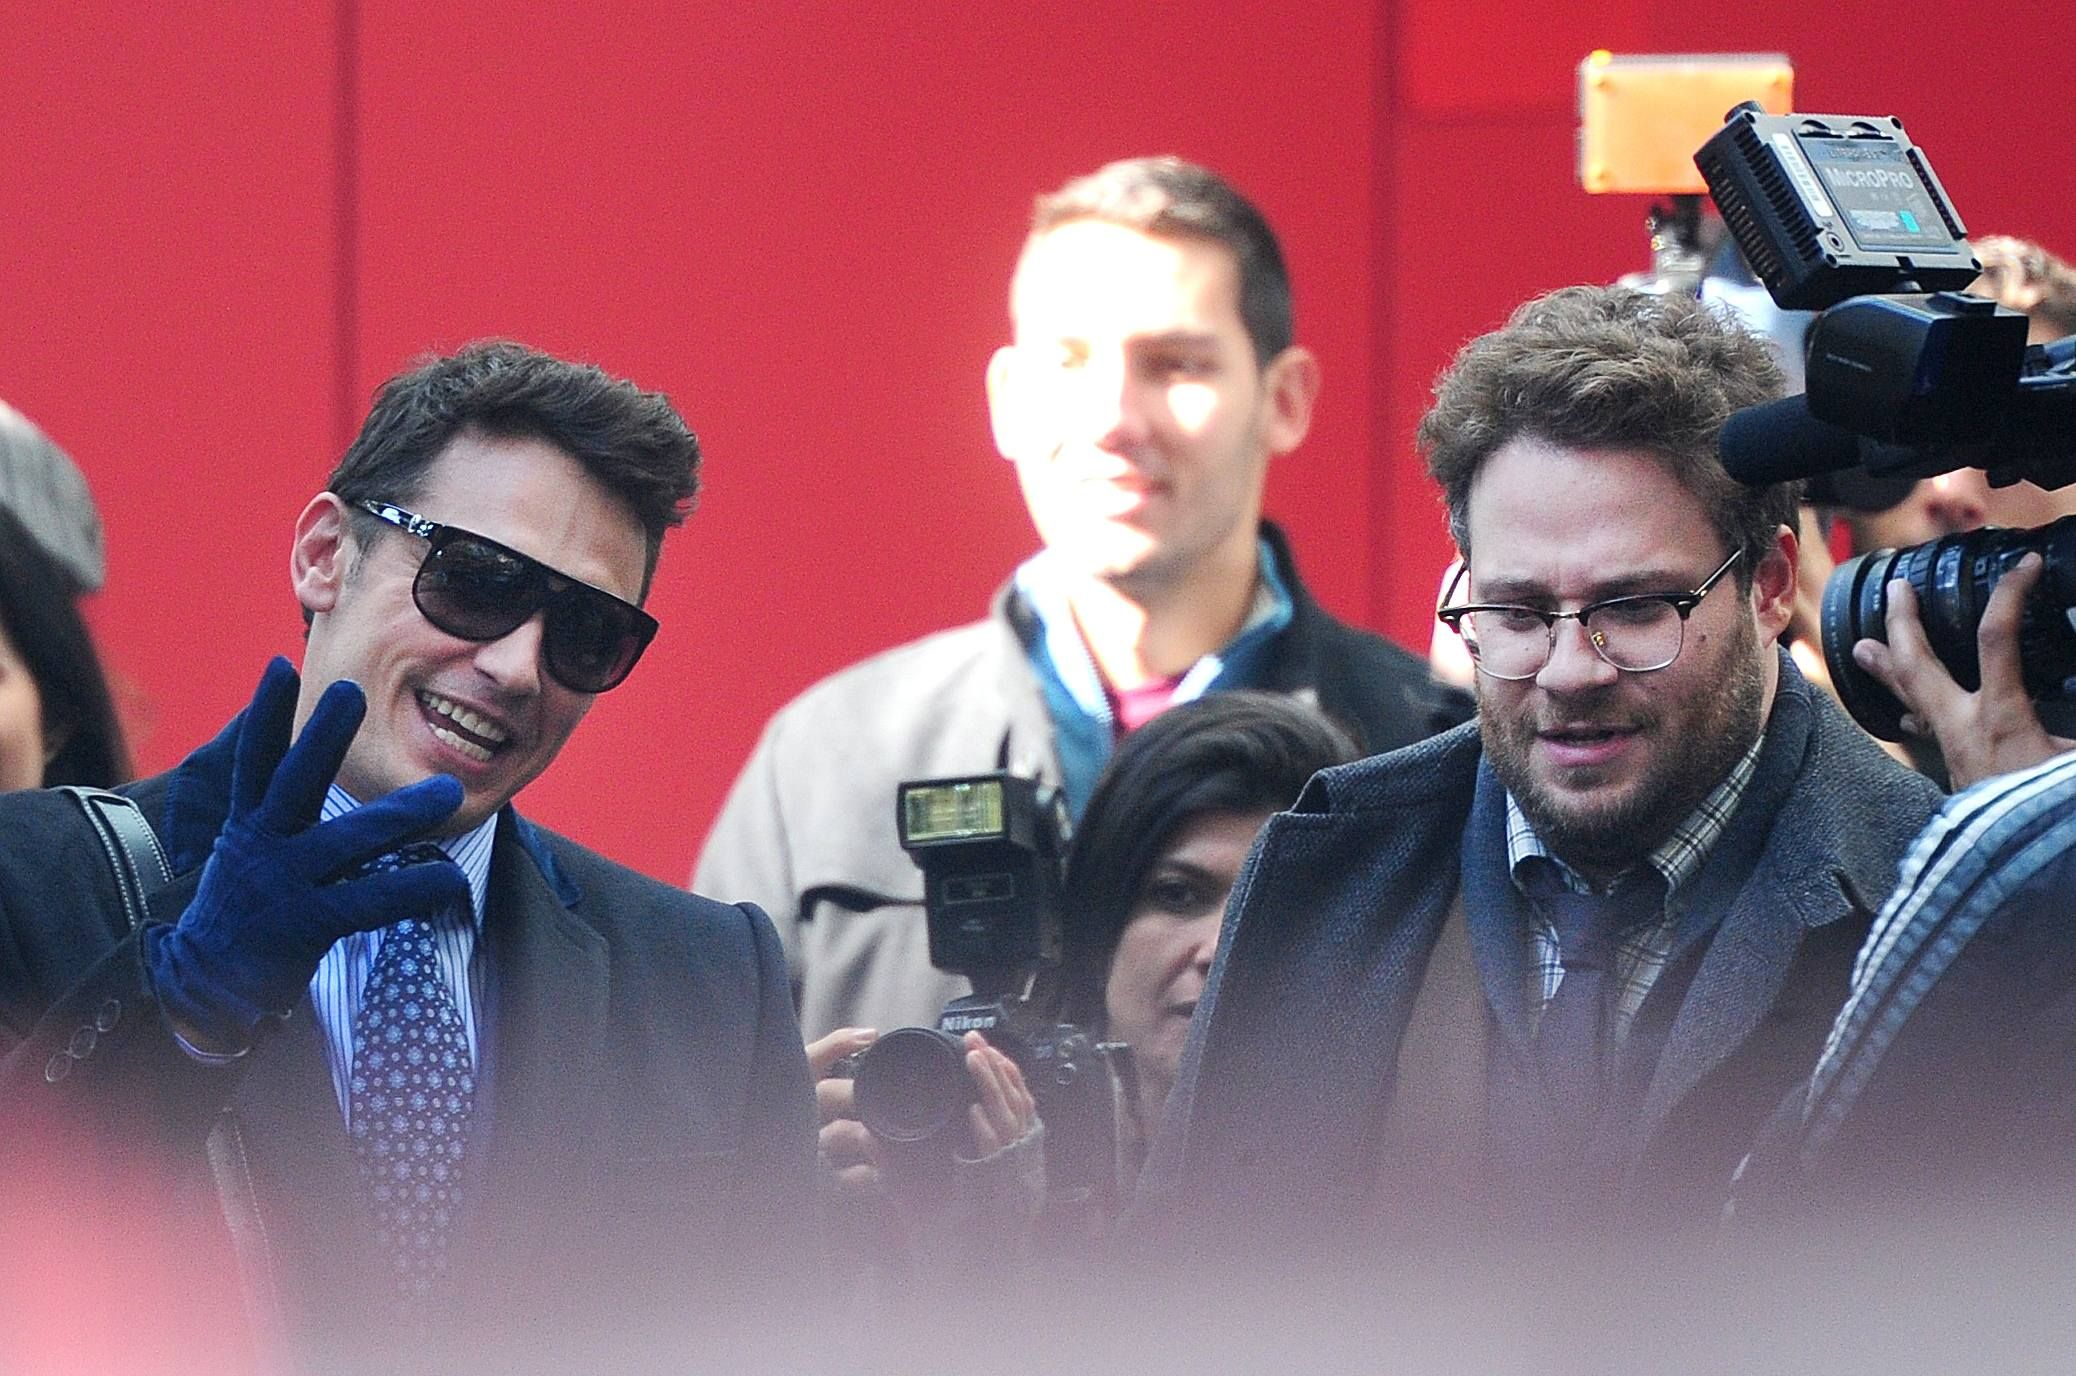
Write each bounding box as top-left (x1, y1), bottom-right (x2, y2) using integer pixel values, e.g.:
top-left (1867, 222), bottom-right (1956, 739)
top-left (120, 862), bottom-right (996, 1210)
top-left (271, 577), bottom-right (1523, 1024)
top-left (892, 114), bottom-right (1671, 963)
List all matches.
top-left (148, 657), bottom-right (471, 1045)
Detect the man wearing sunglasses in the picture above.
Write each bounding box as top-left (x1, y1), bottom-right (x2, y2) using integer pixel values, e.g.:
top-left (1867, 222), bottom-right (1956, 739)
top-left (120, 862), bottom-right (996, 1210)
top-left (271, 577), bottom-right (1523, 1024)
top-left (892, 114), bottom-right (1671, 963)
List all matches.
top-left (0, 343), bottom-right (815, 1356)
top-left (1131, 287), bottom-right (1943, 1262)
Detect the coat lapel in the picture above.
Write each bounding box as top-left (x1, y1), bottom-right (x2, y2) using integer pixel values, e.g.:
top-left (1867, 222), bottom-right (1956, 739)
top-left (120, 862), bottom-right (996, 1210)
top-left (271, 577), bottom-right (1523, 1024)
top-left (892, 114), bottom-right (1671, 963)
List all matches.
top-left (1458, 761), bottom-right (1539, 1057)
top-left (226, 984), bottom-right (388, 1309)
top-left (1632, 882), bottom-right (1822, 1147)
top-left (1158, 733), bottom-right (1480, 1216)
top-left (455, 817), bottom-right (610, 1285)
top-left (1627, 674), bottom-right (1852, 1155)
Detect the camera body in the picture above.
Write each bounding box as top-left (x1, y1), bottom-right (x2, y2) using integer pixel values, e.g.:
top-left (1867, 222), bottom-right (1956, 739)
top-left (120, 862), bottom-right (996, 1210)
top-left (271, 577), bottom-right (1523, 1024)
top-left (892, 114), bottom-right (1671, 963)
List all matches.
top-left (1701, 106), bottom-right (2076, 736)
top-left (849, 995), bottom-right (1123, 1212)
top-left (847, 773), bottom-right (1126, 1210)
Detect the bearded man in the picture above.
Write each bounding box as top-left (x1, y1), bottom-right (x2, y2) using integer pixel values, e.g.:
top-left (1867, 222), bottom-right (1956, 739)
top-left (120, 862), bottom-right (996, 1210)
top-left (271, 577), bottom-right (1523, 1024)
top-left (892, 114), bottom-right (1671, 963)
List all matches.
top-left (1131, 286), bottom-right (1943, 1257)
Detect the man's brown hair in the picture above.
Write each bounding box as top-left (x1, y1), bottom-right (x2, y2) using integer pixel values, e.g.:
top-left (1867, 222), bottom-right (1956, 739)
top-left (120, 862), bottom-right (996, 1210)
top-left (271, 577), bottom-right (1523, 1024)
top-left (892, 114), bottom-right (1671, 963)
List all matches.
top-left (1030, 156), bottom-right (1293, 368)
top-left (1418, 285), bottom-right (1795, 584)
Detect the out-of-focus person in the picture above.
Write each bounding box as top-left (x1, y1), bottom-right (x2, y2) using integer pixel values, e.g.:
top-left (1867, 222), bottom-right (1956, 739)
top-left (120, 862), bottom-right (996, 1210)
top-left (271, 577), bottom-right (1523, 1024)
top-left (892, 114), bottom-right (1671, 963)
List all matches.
top-left (1972, 232), bottom-right (2076, 340)
top-left (0, 402), bottom-right (130, 789)
top-left (698, 155), bottom-right (1466, 1044)
top-left (1733, 556), bottom-right (2076, 1229)
top-left (1051, 690), bottom-right (1359, 1166)
top-left (1842, 457), bottom-right (2076, 556)
top-left (1131, 286), bottom-right (1944, 1260)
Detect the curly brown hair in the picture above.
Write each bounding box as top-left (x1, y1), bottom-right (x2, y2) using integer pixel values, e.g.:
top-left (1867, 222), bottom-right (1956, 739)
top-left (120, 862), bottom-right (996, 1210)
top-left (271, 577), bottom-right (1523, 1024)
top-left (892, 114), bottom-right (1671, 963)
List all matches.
top-left (1417, 285), bottom-right (1795, 585)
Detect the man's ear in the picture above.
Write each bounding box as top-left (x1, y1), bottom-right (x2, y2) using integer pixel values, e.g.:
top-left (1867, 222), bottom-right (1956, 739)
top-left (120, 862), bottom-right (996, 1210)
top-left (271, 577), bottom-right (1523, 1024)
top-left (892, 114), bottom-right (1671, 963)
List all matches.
top-left (1260, 345), bottom-right (1321, 457)
top-left (1752, 522), bottom-right (1800, 642)
top-left (984, 344), bottom-right (1026, 460)
top-left (292, 493), bottom-right (353, 618)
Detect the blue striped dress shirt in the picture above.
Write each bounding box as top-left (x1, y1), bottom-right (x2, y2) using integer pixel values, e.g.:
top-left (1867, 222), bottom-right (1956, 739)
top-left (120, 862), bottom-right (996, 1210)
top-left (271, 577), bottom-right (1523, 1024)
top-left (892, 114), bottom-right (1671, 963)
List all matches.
top-left (311, 787), bottom-right (496, 1125)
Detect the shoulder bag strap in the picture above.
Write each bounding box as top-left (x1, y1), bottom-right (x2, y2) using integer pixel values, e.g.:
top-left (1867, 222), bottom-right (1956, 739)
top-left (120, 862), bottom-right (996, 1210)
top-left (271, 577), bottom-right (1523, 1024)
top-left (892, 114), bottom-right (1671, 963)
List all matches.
top-left (56, 785), bottom-right (173, 933)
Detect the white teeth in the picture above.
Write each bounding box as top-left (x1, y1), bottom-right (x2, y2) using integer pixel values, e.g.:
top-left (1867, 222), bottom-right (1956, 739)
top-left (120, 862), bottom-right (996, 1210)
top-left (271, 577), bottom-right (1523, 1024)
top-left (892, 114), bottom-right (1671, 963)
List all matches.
top-left (418, 691), bottom-right (511, 748)
top-left (429, 723), bottom-right (494, 763)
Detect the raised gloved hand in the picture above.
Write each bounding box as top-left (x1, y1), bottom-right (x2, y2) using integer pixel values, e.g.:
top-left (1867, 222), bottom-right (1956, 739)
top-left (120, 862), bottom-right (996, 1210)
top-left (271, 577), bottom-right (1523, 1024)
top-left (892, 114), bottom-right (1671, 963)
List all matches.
top-left (148, 657), bottom-right (470, 1046)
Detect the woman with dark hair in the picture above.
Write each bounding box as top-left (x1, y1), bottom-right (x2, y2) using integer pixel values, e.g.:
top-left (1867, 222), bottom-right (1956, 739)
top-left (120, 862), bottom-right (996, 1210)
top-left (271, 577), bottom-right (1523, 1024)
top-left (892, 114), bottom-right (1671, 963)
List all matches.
top-left (1049, 690), bottom-right (1360, 1167)
top-left (0, 504), bottom-right (131, 789)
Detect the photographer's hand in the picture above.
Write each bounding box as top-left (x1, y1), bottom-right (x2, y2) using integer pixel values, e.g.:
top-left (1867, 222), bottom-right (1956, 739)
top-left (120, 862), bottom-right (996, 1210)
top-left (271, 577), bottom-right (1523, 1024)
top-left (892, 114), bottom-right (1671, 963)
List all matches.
top-left (961, 1032), bottom-right (1036, 1159)
top-left (808, 1026), bottom-right (882, 1196)
top-left (809, 1027), bottom-right (1038, 1196)
top-left (814, 1028), bottom-right (1045, 1272)
top-left (1852, 555), bottom-right (2074, 790)
top-left (148, 657), bottom-right (470, 1051)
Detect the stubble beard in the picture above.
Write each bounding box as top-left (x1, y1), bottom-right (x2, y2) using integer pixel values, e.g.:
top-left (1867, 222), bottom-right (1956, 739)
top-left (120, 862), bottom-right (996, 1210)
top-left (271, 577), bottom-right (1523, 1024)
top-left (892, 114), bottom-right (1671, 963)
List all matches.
top-left (1479, 614), bottom-right (1770, 876)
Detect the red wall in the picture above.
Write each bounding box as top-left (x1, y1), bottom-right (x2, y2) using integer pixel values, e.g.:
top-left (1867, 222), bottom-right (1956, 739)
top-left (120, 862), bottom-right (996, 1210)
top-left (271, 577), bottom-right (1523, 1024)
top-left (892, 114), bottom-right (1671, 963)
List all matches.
top-left (1, 4), bottom-right (342, 755)
top-left (7, 2), bottom-right (2072, 883)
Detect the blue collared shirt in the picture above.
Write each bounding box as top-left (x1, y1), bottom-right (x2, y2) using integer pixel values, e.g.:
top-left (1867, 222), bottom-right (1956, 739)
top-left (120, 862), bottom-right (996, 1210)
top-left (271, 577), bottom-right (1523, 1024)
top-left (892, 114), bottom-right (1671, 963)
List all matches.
top-left (311, 786), bottom-right (496, 1124)
top-left (1013, 537), bottom-right (1294, 816)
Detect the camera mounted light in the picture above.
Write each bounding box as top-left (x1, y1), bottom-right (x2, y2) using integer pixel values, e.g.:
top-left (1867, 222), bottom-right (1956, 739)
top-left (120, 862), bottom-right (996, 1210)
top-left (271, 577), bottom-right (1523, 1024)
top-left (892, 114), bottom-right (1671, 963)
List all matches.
top-left (1697, 107), bottom-right (1980, 311)
top-left (895, 772), bottom-right (1069, 992)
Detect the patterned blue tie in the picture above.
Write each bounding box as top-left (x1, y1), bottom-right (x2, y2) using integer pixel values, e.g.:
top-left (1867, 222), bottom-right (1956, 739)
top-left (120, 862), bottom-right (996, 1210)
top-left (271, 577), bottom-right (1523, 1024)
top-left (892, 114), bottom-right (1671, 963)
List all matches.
top-left (347, 844), bottom-right (475, 1310)
top-left (1521, 859), bottom-right (1665, 1151)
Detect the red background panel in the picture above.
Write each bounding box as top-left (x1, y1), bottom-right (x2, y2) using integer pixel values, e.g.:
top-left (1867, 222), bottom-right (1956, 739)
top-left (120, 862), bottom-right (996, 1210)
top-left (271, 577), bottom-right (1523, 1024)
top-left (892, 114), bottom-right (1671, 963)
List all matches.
top-left (7, 1), bottom-right (2073, 885)
top-left (0, 3), bottom-right (341, 762)
top-left (1398, 0), bottom-right (1650, 115)
top-left (349, 0), bottom-right (1383, 877)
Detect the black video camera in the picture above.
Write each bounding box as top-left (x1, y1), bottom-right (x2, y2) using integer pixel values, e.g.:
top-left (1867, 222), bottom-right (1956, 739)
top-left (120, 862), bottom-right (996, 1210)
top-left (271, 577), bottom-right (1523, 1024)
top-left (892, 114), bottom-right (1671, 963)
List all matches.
top-left (846, 774), bottom-right (1124, 1210)
top-left (1701, 106), bottom-right (2076, 739)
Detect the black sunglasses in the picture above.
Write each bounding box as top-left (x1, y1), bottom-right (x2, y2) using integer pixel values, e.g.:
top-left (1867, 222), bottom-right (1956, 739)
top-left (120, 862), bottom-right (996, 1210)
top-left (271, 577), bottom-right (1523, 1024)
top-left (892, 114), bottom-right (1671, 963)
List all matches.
top-left (357, 501), bottom-right (657, 693)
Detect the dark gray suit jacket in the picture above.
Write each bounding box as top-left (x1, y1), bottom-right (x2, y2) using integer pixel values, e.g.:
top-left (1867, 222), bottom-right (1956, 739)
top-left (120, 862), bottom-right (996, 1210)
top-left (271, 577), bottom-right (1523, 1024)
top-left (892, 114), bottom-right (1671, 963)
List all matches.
top-left (0, 709), bottom-right (816, 1354)
top-left (1132, 654), bottom-right (1942, 1250)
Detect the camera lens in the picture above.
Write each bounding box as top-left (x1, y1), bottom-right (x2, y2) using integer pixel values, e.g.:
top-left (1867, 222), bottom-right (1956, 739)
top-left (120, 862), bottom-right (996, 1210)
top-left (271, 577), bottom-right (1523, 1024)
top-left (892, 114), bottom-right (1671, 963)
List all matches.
top-left (850, 1026), bottom-right (972, 1143)
top-left (1823, 546), bottom-right (1907, 739)
top-left (1820, 515), bottom-right (2076, 741)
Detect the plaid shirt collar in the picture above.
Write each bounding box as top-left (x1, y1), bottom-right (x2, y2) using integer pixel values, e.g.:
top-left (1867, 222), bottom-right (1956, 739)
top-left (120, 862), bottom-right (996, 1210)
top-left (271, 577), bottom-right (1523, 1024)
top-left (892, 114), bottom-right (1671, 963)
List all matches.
top-left (1505, 733), bottom-right (1766, 900)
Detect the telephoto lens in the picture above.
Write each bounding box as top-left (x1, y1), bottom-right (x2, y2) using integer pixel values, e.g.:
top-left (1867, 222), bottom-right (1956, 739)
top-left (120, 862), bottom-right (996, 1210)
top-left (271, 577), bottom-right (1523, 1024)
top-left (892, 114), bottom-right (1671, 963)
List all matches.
top-left (1821, 515), bottom-right (2076, 740)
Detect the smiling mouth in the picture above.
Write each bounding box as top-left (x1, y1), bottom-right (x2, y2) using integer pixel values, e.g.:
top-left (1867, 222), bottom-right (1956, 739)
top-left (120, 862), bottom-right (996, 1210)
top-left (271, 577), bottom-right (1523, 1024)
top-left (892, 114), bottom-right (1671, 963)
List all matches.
top-left (1541, 725), bottom-right (1633, 745)
top-left (1082, 472), bottom-right (1161, 503)
top-left (418, 690), bottom-right (511, 763)
top-left (1535, 722), bottom-right (1646, 771)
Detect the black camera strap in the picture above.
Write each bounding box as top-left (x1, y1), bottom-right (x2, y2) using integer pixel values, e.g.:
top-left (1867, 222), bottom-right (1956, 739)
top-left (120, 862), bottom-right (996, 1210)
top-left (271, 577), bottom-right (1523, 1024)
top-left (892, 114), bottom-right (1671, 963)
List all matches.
top-left (57, 785), bottom-right (173, 930)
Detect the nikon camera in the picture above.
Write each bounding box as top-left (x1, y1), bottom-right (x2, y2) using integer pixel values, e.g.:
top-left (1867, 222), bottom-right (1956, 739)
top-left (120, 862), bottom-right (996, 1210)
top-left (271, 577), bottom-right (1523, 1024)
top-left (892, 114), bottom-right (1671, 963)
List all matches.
top-left (845, 773), bottom-right (1126, 1214)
